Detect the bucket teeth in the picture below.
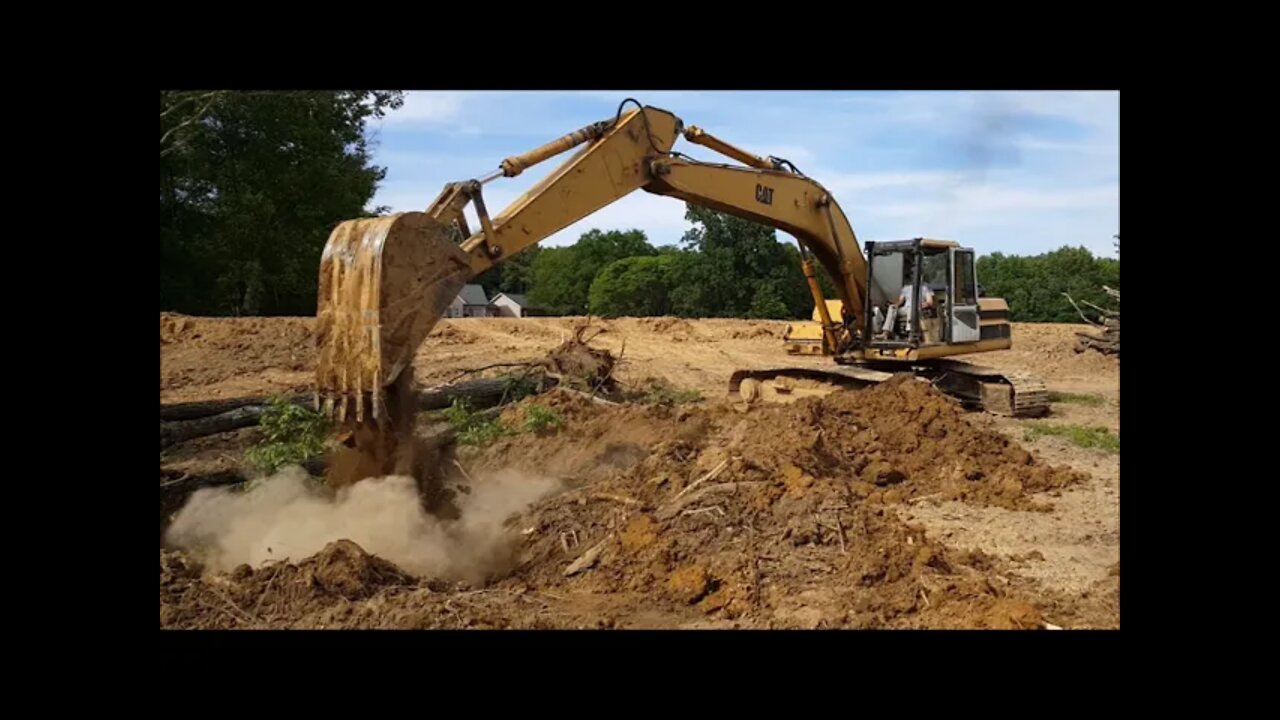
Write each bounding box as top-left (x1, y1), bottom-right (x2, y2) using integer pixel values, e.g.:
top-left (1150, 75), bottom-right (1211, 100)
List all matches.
top-left (314, 212), bottom-right (470, 422)
top-left (315, 391), bottom-right (389, 427)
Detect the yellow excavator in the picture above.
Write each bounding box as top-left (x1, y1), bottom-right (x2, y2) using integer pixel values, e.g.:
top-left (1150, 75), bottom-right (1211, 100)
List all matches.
top-left (314, 98), bottom-right (1047, 450)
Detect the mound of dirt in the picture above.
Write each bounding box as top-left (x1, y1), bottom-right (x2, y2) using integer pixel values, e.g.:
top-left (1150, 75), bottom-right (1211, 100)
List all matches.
top-left (426, 322), bottom-right (476, 345)
top-left (454, 378), bottom-right (1081, 627)
top-left (160, 540), bottom-right (416, 628)
top-left (481, 376), bottom-right (1081, 512)
top-left (731, 324), bottom-right (786, 340)
top-left (159, 312), bottom-right (1111, 629)
top-left (736, 375), bottom-right (1085, 511)
top-left (631, 316), bottom-right (702, 341)
top-left (159, 372), bottom-right (1083, 629)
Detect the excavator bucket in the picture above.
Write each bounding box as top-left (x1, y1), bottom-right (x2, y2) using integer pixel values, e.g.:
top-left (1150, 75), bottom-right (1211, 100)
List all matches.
top-left (315, 212), bottom-right (471, 424)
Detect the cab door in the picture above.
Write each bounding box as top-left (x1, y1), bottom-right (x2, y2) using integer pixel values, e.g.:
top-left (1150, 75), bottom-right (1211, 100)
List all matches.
top-left (949, 247), bottom-right (980, 343)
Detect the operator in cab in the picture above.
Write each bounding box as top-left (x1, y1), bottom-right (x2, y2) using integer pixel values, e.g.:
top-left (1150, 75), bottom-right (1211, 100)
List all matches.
top-left (881, 266), bottom-right (935, 340)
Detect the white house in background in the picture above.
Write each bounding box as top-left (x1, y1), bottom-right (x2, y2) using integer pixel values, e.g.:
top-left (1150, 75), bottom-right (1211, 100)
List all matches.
top-left (445, 284), bottom-right (494, 318)
top-left (491, 292), bottom-right (547, 318)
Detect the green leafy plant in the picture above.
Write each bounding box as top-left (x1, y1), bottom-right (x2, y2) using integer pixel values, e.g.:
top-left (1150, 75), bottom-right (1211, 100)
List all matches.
top-left (500, 373), bottom-right (541, 403)
top-left (523, 403), bottom-right (564, 434)
top-left (1023, 422), bottom-right (1119, 453)
top-left (444, 398), bottom-right (512, 447)
top-left (245, 397), bottom-right (331, 473)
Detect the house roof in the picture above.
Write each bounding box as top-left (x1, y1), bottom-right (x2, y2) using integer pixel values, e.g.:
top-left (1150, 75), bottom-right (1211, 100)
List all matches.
top-left (457, 284), bottom-right (489, 306)
top-left (495, 293), bottom-right (530, 307)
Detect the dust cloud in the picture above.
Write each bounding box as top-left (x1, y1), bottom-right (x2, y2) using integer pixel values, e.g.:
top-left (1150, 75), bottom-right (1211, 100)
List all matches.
top-left (163, 465), bottom-right (562, 585)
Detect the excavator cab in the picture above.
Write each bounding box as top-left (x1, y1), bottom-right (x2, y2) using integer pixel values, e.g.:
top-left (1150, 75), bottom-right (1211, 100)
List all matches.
top-left (863, 238), bottom-right (984, 350)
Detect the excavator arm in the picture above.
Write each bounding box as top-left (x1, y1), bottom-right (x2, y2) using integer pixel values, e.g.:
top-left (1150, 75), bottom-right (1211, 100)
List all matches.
top-left (315, 101), bottom-right (868, 423)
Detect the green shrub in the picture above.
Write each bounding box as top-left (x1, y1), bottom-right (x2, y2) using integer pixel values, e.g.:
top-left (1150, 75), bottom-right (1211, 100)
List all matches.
top-left (523, 404), bottom-right (564, 434)
top-left (443, 398), bottom-right (512, 447)
top-left (245, 397), bottom-right (331, 473)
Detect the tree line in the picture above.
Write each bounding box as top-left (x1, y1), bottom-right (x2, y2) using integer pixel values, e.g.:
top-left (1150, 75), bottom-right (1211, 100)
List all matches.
top-left (976, 246), bottom-right (1119, 323)
top-left (480, 221), bottom-right (1118, 323)
top-left (160, 91), bottom-right (1117, 323)
top-left (476, 205), bottom-right (828, 320)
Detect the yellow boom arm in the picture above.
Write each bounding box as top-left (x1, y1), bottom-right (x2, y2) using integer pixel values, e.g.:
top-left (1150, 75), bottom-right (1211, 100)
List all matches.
top-left (315, 101), bottom-right (868, 421)
top-left (451, 105), bottom-right (865, 335)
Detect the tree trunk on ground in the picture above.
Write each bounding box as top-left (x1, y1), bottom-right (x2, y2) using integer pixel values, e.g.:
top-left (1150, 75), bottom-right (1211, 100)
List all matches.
top-left (1067, 287), bottom-right (1119, 357)
top-left (161, 406), bottom-right (268, 449)
top-left (160, 393), bottom-right (310, 421)
top-left (1074, 319), bottom-right (1120, 356)
top-left (159, 375), bottom-right (557, 450)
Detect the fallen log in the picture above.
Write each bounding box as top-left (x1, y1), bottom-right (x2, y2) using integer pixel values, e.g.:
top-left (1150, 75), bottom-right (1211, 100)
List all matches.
top-left (160, 375), bottom-right (557, 450)
top-left (416, 376), bottom-right (557, 411)
top-left (161, 406), bottom-right (267, 449)
top-left (159, 393), bottom-right (309, 422)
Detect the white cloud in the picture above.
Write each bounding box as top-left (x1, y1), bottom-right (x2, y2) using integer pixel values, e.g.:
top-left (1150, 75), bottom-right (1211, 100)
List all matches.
top-left (380, 92), bottom-right (465, 125)
top-left (367, 91), bottom-right (1119, 258)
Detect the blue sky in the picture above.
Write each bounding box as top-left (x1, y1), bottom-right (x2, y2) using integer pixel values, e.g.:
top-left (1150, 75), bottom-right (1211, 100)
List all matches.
top-left (367, 91), bottom-right (1119, 258)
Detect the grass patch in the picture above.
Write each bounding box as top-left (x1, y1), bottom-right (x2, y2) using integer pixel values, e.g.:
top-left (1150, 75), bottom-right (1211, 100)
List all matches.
top-left (522, 403), bottom-right (564, 434)
top-left (443, 397), bottom-right (562, 447)
top-left (245, 397), bottom-right (331, 474)
top-left (1024, 422), bottom-right (1119, 453)
top-left (443, 398), bottom-right (513, 447)
top-left (1048, 391), bottom-right (1107, 407)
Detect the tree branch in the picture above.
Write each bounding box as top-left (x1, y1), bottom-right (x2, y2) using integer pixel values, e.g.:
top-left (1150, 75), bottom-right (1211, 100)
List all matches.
top-left (160, 91), bottom-right (220, 119)
top-left (160, 91), bottom-right (226, 155)
top-left (1061, 292), bottom-right (1102, 327)
top-left (444, 362), bottom-right (538, 385)
top-left (1080, 299), bottom-right (1119, 317)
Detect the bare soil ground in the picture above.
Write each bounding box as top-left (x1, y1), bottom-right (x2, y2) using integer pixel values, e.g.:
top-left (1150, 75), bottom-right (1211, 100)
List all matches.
top-left (160, 314), bottom-right (1119, 629)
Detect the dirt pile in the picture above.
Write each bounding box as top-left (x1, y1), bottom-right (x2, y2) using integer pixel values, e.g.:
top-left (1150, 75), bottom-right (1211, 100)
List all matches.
top-left (426, 322), bottom-right (477, 346)
top-left (732, 375), bottom-right (1085, 511)
top-left (632, 316), bottom-right (701, 341)
top-left (731, 324), bottom-right (786, 340)
top-left (455, 379), bottom-right (1080, 627)
top-left (160, 313), bottom-right (1114, 629)
top-left (161, 540), bottom-right (418, 628)
top-left (161, 376), bottom-right (1085, 629)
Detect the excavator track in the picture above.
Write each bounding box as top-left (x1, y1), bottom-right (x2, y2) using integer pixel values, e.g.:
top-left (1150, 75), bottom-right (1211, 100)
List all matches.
top-left (927, 360), bottom-right (1049, 417)
top-left (728, 365), bottom-right (896, 405)
top-left (727, 360), bottom-right (1049, 417)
